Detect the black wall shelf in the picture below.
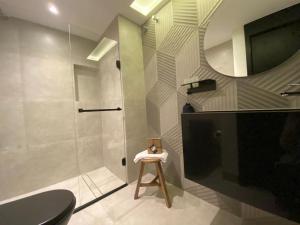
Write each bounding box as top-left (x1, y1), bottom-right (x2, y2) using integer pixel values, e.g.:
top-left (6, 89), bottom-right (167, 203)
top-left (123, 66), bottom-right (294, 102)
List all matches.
top-left (182, 79), bottom-right (216, 95)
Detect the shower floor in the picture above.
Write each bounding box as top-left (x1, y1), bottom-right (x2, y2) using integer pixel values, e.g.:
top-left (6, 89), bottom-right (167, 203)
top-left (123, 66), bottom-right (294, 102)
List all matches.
top-left (0, 167), bottom-right (125, 208)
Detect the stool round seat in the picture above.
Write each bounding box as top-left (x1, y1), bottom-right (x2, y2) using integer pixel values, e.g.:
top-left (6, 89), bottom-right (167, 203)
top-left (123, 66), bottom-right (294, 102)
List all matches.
top-left (0, 190), bottom-right (76, 225)
top-left (140, 158), bottom-right (161, 163)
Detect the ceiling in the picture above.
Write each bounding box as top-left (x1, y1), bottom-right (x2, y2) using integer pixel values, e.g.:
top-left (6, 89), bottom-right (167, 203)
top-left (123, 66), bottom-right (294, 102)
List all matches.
top-left (205, 0), bottom-right (300, 49)
top-left (0, 0), bottom-right (168, 41)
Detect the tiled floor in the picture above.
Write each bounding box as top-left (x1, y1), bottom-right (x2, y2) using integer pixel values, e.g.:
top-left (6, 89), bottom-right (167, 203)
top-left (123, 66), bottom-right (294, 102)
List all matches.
top-left (0, 167), bottom-right (125, 207)
top-left (69, 174), bottom-right (300, 225)
top-left (69, 174), bottom-right (243, 225)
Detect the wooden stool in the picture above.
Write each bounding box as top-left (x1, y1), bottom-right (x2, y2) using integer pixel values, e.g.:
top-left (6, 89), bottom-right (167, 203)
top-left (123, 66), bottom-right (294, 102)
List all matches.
top-left (134, 158), bottom-right (171, 208)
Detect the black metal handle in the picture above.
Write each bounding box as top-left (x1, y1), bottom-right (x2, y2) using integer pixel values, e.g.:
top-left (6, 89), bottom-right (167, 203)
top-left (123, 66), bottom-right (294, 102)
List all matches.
top-left (78, 107), bottom-right (122, 113)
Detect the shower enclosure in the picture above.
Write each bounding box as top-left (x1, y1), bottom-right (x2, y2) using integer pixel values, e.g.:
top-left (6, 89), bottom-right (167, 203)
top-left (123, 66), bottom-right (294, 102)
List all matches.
top-left (0, 13), bottom-right (127, 209)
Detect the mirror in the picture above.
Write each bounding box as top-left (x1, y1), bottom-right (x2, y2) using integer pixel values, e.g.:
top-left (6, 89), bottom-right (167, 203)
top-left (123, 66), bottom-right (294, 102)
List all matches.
top-left (204, 0), bottom-right (300, 77)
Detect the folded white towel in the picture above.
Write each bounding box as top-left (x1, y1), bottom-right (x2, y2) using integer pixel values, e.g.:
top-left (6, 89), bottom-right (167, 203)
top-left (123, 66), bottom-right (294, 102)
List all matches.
top-left (133, 149), bottom-right (168, 164)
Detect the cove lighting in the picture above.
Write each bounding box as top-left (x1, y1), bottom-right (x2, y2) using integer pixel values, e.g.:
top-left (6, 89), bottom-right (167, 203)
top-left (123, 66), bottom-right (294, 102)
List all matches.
top-left (48, 3), bottom-right (59, 15)
top-left (130, 0), bottom-right (164, 16)
top-left (87, 37), bottom-right (118, 61)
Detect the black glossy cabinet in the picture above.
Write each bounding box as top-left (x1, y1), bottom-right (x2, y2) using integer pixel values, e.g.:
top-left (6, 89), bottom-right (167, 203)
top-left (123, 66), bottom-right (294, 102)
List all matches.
top-left (182, 110), bottom-right (300, 223)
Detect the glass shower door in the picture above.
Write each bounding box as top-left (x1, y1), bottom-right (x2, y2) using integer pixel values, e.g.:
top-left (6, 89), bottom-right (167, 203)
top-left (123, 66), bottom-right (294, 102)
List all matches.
top-left (70, 25), bottom-right (127, 207)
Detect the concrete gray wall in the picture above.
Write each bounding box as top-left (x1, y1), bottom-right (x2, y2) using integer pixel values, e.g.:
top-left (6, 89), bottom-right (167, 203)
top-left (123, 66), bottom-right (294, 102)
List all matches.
top-left (118, 16), bottom-right (148, 183)
top-left (74, 65), bottom-right (104, 173)
top-left (0, 17), bottom-right (100, 200)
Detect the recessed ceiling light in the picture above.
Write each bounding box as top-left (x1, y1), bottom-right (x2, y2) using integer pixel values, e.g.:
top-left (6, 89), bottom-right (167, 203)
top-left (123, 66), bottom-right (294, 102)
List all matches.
top-left (130, 0), bottom-right (164, 16)
top-left (87, 37), bottom-right (118, 61)
top-left (48, 3), bottom-right (59, 15)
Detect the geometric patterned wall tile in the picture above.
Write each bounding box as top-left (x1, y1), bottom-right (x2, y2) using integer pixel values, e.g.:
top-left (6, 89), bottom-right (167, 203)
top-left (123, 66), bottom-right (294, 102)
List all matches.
top-left (176, 30), bottom-right (200, 89)
top-left (162, 124), bottom-right (183, 154)
top-left (198, 26), bottom-right (209, 66)
top-left (189, 95), bottom-right (204, 112)
top-left (172, 0), bottom-right (198, 26)
top-left (148, 125), bottom-right (161, 138)
top-left (177, 85), bottom-right (188, 98)
top-left (197, 0), bottom-right (223, 26)
top-left (147, 82), bottom-right (176, 107)
top-left (156, 2), bottom-right (174, 48)
top-left (180, 66), bottom-right (235, 112)
top-left (157, 51), bottom-right (176, 88)
top-left (247, 53), bottom-right (300, 95)
top-left (237, 80), bottom-right (290, 110)
top-left (161, 140), bottom-right (182, 186)
top-left (193, 66), bottom-right (233, 89)
top-left (160, 92), bottom-right (178, 135)
top-left (177, 92), bottom-right (188, 115)
top-left (144, 48), bottom-right (158, 94)
top-left (188, 91), bottom-right (210, 109)
top-left (202, 81), bottom-right (238, 111)
top-left (290, 97), bottom-right (300, 108)
top-left (146, 98), bottom-right (161, 135)
top-left (159, 25), bottom-right (196, 56)
top-left (142, 19), bottom-right (156, 49)
top-left (142, 0), bottom-right (300, 217)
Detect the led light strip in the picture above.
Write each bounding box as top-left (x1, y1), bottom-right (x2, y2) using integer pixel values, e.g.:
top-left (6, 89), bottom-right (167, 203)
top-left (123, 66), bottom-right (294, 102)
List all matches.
top-left (87, 37), bottom-right (118, 61)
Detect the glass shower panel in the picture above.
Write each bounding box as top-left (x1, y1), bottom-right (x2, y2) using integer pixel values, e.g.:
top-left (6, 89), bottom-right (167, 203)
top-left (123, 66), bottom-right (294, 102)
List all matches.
top-left (70, 25), bottom-right (127, 205)
top-left (0, 13), bottom-right (83, 205)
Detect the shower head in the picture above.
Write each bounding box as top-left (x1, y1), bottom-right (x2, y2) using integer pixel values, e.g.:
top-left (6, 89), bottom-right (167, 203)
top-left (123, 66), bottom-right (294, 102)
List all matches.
top-left (142, 26), bottom-right (149, 33)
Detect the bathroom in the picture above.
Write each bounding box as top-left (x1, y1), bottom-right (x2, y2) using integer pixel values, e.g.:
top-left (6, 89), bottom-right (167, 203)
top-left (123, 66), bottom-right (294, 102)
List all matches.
top-left (0, 0), bottom-right (300, 225)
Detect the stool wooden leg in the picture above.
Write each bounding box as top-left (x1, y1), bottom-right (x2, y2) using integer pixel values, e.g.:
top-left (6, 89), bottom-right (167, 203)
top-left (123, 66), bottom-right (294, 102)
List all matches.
top-left (156, 162), bottom-right (171, 208)
top-left (134, 162), bottom-right (145, 200)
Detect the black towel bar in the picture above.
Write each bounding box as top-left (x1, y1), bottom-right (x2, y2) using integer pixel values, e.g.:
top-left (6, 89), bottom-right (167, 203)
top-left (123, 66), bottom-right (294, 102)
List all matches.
top-left (78, 108), bottom-right (122, 113)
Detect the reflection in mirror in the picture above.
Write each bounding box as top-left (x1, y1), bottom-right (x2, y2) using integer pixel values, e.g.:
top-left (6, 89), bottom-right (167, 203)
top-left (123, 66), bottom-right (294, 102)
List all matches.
top-left (204, 0), bottom-right (300, 77)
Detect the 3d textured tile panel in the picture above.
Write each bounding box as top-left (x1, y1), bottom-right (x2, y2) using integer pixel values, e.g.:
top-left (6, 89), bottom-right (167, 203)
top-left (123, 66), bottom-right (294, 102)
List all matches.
top-left (142, 0), bottom-right (300, 219)
top-left (157, 51), bottom-right (177, 88)
top-left (144, 48), bottom-right (158, 94)
top-left (197, 0), bottom-right (223, 26)
top-left (142, 19), bottom-right (156, 49)
top-left (176, 30), bottom-right (200, 89)
top-left (247, 53), bottom-right (300, 95)
top-left (237, 80), bottom-right (290, 110)
top-left (161, 124), bottom-right (183, 154)
top-left (173, 0), bottom-right (198, 26)
top-left (160, 92), bottom-right (178, 135)
top-left (147, 82), bottom-right (176, 107)
top-left (155, 2), bottom-right (174, 49)
top-left (202, 82), bottom-right (238, 111)
top-left (158, 25), bottom-right (196, 56)
top-left (146, 98), bottom-right (161, 135)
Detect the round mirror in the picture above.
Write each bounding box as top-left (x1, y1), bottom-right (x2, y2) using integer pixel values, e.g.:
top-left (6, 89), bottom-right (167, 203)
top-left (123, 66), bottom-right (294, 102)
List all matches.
top-left (204, 0), bottom-right (300, 77)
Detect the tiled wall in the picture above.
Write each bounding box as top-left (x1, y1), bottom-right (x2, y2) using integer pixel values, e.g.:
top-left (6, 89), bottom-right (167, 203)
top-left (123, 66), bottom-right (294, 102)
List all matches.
top-left (142, 0), bottom-right (300, 223)
top-left (0, 18), bottom-right (100, 200)
top-left (74, 65), bottom-right (104, 173)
